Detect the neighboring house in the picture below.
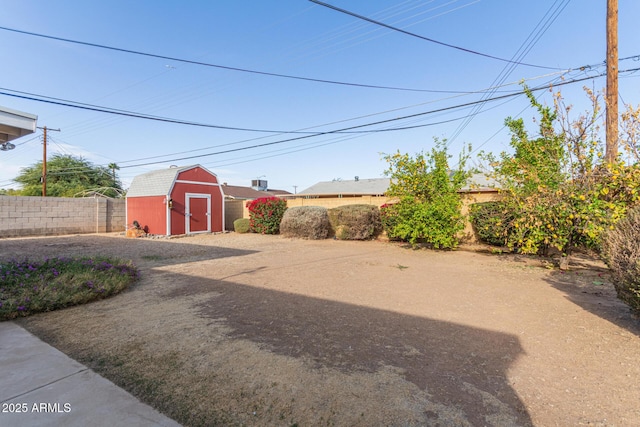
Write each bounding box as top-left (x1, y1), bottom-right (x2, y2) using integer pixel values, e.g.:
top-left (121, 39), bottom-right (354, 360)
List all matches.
top-left (295, 174), bottom-right (498, 198)
top-left (221, 183), bottom-right (291, 200)
top-left (460, 173), bottom-right (500, 193)
top-left (126, 165), bottom-right (224, 236)
top-left (297, 178), bottom-right (391, 198)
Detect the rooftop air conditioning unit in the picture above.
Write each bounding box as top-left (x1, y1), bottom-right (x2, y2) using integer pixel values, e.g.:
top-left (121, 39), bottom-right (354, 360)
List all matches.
top-left (251, 179), bottom-right (268, 191)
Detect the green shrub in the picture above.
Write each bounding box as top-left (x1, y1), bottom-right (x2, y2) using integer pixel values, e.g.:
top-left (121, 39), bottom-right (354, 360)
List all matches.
top-left (469, 201), bottom-right (513, 247)
top-left (601, 207), bottom-right (640, 313)
top-left (247, 197), bottom-right (288, 234)
top-left (233, 218), bottom-right (250, 233)
top-left (383, 139), bottom-right (470, 249)
top-left (389, 196), bottom-right (466, 248)
top-left (328, 204), bottom-right (382, 240)
top-left (280, 206), bottom-right (330, 239)
top-left (380, 203), bottom-right (400, 238)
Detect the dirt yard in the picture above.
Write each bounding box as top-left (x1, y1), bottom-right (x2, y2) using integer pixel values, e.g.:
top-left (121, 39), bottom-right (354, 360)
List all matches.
top-left (2, 233), bottom-right (639, 426)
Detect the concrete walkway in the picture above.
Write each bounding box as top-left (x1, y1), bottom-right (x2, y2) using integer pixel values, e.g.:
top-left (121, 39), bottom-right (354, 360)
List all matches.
top-left (0, 322), bottom-right (181, 427)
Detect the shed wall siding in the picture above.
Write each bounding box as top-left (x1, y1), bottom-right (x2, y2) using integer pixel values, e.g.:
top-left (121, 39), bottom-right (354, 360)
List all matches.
top-left (126, 196), bottom-right (167, 235)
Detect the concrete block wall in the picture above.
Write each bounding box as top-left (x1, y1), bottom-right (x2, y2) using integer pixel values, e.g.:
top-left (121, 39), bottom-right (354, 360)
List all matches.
top-left (284, 192), bottom-right (501, 242)
top-left (0, 196), bottom-right (126, 238)
top-left (285, 195), bottom-right (390, 210)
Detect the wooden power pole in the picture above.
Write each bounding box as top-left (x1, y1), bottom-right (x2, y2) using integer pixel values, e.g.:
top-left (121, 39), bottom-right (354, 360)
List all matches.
top-left (606, 0), bottom-right (618, 163)
top-left (37, 126), bottom-right (60, 197)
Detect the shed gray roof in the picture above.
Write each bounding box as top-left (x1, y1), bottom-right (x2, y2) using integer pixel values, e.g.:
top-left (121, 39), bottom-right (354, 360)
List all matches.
top-left (297, 174), bottom-right (498, 197)
top-left (127, 165), bottom-right (205, 197)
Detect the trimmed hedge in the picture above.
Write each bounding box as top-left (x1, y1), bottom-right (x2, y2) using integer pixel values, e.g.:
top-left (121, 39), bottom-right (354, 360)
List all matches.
top-left (469, 201), bottom-right (512, 247)
top-left (328, 204), bottom-right (382, 240)
top-left (601, 206), bottom-right (640, 313)
top-left (233, 218), bottom-right (250, 233)
top-left (280, 206), bottom-right (330, 240)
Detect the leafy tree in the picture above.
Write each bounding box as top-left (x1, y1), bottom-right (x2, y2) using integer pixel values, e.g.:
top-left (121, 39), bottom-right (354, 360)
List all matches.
top-left (13, 154), bottom-right (123, 198)
top-left (481, 87), bottom-right (640, 267)
top-left (383, 139), bottom-right (471, 248)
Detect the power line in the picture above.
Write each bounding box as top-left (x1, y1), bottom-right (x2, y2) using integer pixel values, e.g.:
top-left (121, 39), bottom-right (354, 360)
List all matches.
top-left (447, 0), bottom-right (571, 144)
top-left (291, 0), bottom-right (480, 63)
top-left (4, 66), bottom-right (634, 179)
top-left (0, 25), bottom-right (488, 94)
top-left (118, 69), bottom-right (636, 169)
top-left (309, 0), bottom-right (563, 70)
top-left (7, 67), bottom-right (634, 176)
top-left (0, 67), bottom-right (568, 152)
top-left (0, 88), bottom-right (352, 134)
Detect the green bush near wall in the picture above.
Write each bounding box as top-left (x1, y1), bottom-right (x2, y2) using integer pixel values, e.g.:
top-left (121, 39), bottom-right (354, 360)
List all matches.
top-left (233, 218), bottom-right (250, 233)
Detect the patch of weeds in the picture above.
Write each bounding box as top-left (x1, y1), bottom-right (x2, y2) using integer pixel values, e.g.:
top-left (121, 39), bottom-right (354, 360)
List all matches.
top-left (141, 254), bottom-right (163, 261)
top-left (395, 264), bottom-right (409, 270)
top-left (0, 256), bottom-right (138, 320)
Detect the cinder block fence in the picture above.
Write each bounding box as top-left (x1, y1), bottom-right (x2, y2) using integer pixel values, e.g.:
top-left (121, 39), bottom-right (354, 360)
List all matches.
top-left (1, 192), bottom-right (500, 239)
top-left (0, 196), bottom-right (126, 238)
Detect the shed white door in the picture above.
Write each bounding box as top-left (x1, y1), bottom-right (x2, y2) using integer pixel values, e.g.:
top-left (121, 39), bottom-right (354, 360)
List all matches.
top-left (185, 193), bottom-right (211, 234)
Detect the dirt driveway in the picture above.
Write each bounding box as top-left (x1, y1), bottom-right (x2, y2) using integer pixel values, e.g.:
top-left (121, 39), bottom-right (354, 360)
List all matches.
top-left (3, 233), bottom-right (639, 426)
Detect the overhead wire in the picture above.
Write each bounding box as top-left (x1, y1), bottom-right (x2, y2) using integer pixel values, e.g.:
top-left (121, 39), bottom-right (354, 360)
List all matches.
top-left (447, 0), bottom-right (571, 144)
top-left (0, 65), bottom-right (568, 164)
top-left (5, 67), bottom-right (635, 184)
top-left (4, 66), bottom-right (633, 178)
top-left (0, 88), bottom-right (363, 134)
top-left (309, 0), bottom-right (563, 70)
top-left (0, 25), bottom-right (491, 94)
top-left (294, 0), bottom-right (480, 62)
top-left (116, 69), bottom-right (635, 169)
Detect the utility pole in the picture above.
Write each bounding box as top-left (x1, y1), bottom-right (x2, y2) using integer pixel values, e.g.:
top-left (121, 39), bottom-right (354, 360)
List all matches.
top-left (605, 0), bottom-right (618, 163)
top-left (37, 126), bottom-right (60, 197)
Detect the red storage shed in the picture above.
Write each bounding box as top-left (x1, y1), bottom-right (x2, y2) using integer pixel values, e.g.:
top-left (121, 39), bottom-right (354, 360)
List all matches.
top-left (126, 165), bottom-right (225, 235)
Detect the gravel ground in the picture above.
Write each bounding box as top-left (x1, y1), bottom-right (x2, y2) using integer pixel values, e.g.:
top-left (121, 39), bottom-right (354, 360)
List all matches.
top-left (2, 232), bottom-right (639, 426)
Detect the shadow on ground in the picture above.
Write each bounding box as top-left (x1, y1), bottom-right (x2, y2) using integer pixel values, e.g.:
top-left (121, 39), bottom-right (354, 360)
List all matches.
top-left (543, 256), bottom-right (640, 336)
top-left (168, 274), bottom-right (533, 426)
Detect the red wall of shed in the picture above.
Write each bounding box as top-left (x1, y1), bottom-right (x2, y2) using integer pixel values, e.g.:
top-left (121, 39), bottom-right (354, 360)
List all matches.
top-left (127, 196), bottom-right (167, 235)
top-left (177, 167), bottom-right (218, 184)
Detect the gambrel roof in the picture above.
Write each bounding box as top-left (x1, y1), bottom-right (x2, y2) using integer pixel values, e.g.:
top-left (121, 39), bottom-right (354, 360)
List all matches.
top-left (127, 165), bottom-right (216, 197)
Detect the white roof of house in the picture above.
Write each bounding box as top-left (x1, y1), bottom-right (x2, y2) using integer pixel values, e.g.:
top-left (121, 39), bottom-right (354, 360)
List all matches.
top-left (297, 174), bottom-right (498, 196)
top-left (127, 165), bottom-right (208, 197)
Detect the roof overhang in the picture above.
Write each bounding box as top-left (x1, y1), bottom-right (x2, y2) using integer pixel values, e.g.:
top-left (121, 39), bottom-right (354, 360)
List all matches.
top-left (0, 106), bottom-right (38, 144)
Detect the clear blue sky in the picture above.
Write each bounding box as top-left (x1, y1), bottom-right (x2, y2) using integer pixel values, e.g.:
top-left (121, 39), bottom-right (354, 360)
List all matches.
top-left (1, 1), bottom-right (639, 193)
